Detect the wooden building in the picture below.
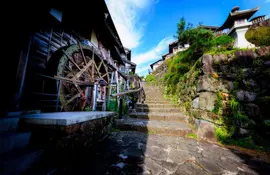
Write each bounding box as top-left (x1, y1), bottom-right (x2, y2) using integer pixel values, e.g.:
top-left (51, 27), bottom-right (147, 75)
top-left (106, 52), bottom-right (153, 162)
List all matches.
top-left (3, 0), bottom-right (135, 115)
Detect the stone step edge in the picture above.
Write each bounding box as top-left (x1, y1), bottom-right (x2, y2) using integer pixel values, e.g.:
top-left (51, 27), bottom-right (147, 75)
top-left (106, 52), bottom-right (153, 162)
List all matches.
top-left (115, 122), bottom-right (193, 137)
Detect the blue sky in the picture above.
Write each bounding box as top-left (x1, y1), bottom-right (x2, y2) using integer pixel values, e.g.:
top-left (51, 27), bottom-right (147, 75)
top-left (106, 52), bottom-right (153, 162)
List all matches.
top-left (106, 0), bottom-right (270, 76)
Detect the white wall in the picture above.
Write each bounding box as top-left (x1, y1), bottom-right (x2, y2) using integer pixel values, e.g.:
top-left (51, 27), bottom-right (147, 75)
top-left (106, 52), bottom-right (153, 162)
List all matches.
top-left (152, 61), bottom-right (164, 71)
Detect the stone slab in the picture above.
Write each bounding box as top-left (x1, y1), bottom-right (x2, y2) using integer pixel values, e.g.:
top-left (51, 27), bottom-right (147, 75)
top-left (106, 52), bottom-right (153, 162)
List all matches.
top-left (0, 118), bottom-right (19, 132)
top-left (0, 132), bottom-right (32, 154)
top-left (13, 112), bottom-right (115, 126)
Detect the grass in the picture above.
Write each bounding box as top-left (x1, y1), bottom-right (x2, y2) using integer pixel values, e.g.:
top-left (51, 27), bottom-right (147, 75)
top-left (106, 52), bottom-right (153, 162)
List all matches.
top-left (187, 133), bottom-right (198, 139)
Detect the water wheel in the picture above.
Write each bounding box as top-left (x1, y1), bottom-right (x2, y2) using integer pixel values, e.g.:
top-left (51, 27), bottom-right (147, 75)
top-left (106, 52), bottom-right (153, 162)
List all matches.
top-left (46, 44), bottom-right (110, 111)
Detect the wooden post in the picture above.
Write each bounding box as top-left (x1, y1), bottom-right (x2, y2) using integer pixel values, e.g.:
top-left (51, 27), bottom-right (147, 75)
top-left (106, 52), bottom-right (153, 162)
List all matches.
top-left (92, 81), bottom-right (98, 111)
top-left (103, 87), bottom-right (106, 111)
top-left (56, 80), bottom-right (61, 112)
top-left (119, 98), bottom-right (123, 119)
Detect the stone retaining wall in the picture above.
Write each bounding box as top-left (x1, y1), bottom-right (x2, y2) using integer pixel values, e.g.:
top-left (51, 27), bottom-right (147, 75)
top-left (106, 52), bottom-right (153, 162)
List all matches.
top-left (193, 46), bottom-right (270, 142)
top-left (18, 112), bottom-right (115, 150)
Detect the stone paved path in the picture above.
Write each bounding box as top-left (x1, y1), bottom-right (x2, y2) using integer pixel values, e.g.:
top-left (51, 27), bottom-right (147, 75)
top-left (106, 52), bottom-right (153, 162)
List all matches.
top-left (26, 83), bottom-right (270, 174)
top-left (46, 131), bottom-right (270, 175)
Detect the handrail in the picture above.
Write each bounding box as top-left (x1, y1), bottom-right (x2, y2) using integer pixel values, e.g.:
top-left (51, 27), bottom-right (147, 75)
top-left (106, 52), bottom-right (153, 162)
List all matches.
top-left (111, 81), bottom-right (143, 97)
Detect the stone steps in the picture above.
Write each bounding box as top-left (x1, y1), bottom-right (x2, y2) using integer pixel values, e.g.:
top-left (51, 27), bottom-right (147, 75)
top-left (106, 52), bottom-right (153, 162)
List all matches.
top-left (0, 118), bottom-right (19, 132)
top-left (137, 103), bottom-right (176, 108)
top-left (0, 131), bottom-right (32, 154)
top-left (0, 148), bottom-right (44, 175)
top-left (115, 118), bottom-right (192, 137)
top-left (136, 107), bottom-right (180, 113)
top-left (129, 112), bottom-right (188, 122)
top-left (144, 100), bottom-right (171, 104)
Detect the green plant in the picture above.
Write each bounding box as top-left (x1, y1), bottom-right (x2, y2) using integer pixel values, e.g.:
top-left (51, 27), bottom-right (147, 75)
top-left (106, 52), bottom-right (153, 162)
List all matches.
top-left (264, 120), bottom-right (270, 127)
top-left (84, 106), bottom-right (92, 111)
top-left (215, 126), bottom-right (234, 143)
top-left (233, 81), bottom-right (239, 89)
top-left (107, 99), bottom-right (117, 112)
top-left (187, 133), bottom-right (197, 139)
top-left (229, 97), bottom-right (240, 112)
top-left (211, 35), bottom-right (234, 48)
top-left (212, 91), bottom-right (223, 115)
top-left (246, 26), bottom-right (270, 46)
top-left (145, 74), bottom-right (156, 82)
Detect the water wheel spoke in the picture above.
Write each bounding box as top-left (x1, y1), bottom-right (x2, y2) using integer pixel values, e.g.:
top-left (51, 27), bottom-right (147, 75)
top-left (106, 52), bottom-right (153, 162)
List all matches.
top-left (101, 74), bottom-right (107, 79)
top-left (93, 62), bottom-right (102, 78)
top-left (97, 60), bottom-right (104, 71)
top-left (72, 60), bottom-right (93, 81)
top-left (65, 65), bottom-right (72, 72)
top-left (62, 93), bottom-right (80, 107)
top-left (62, 50), bottom-right (81, 71)
top-left (54, 76), bottom-right (94, 86)
top-left (73, 82), bottom-right (86, 99)
top-left (78, 43), bottom-right (87, 65)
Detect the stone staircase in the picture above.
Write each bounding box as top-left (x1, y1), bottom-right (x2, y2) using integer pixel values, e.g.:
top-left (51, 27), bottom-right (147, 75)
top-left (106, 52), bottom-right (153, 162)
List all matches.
top-left (0, 117), bottom-right (43, 175)
top-left (115, 83), bottom-right (193, 137)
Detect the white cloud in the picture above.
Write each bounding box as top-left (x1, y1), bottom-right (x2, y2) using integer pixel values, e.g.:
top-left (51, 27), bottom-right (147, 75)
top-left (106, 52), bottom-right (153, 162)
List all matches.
top-left (132, 36), bottom-right (174, 76)
top-left (132, 37), bottom-right (174, 65)
top-left (106, 0), bottom-right (155, 49)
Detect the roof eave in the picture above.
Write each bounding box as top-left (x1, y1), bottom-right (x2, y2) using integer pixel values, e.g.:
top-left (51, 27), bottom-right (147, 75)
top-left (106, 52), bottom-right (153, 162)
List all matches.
top-left (219, 6), bottom-right (260, 30)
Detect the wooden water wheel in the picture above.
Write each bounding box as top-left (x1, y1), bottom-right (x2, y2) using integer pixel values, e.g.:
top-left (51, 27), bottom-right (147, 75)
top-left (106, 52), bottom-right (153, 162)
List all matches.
top-left (47, 44), bottom-right (111, 111)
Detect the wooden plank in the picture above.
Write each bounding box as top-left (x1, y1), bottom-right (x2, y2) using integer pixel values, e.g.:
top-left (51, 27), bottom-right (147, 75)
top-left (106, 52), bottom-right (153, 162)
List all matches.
top-left (94, 62), bottom-right (102, 78)
top-left (78, 42), bottom-right (87, 65)
top-left (72, 60), bottom-right (93, 80)
top-left (61, 93), bottom-right (80, 109)
top-left (54, 76), bottom-right (94, 86)
top-left (97, 60), bottom-right (104, 71)
top-left (62, 50), bottom-right (81, 71)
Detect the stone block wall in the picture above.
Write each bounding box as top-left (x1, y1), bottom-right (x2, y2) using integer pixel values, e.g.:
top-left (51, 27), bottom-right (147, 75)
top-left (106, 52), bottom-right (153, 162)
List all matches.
top-left (193, 46), bottom-right (270, 142)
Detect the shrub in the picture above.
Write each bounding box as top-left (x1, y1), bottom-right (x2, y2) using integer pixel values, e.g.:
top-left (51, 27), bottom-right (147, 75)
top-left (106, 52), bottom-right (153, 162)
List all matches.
top-left (246, 26), bottom-right (270, 46)
top-left (215, 126), bottom-right (234, 143)
top-left (211, 34), bottom-right (234, 47)
top-left (212, 91), bottom-right (223, 115)
top-left (145, 74), bottom-right (156, 82)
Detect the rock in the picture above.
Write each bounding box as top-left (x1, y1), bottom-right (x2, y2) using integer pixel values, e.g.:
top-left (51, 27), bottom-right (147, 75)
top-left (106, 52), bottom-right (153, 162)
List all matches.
top-left (223, 80), bottom-right (234, 92)
top-left (241, 79), bottom-right (259, 92)
top-left (202, 54), bottom-right (213, 74)
top-left (192, 97), bottom-right (199, 109)
top-left (197, 120), bottom-right (217, 143)
top-left (235, 50), bottom-right (256, 66)
top-left (192, 109), bottom-right (220, 123)
top-left (213, 54), bottom-right (228, 64)
top-left (176, 161), bottom-right (208, 175)
top-left (198, 92), bottom-right (216, 111)
top-left (256, 46), bottom-right (270, 57)
top-left (264, 60), bottom-right (270, 66)
top-left (243, 103), bottom-right (260, 117)
top-left (236, 128), bottom-right (250, 137)
top-left (236, 90), bottom-right (256, 102)
top-left (197, 75), bottom-right (230, 93)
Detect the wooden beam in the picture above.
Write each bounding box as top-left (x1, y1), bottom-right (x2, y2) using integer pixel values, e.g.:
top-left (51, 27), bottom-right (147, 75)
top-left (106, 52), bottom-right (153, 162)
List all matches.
top-left (54, 76), bottom-right (94, 86)
top-left (72, 60), bottom-right (93, 80)
top-left (78, 43), bottom-right (87, 65)
top-left (62, 50), bottom-right (81, 71)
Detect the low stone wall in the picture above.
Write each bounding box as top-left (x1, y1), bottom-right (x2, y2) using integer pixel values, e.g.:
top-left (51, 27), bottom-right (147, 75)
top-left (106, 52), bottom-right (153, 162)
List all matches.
top-left (18, 112), bottom-right (116, 150)
top-left (193, 47), bottom-right (270, 142)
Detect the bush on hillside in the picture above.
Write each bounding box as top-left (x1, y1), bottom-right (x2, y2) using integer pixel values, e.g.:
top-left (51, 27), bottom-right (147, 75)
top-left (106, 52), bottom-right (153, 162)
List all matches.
top-left (211, 35), bottom-right (234, 48)
top-left (246, 26), bottom-right (270, 46)
top-left (145, 74), bottom-right (156, 82)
